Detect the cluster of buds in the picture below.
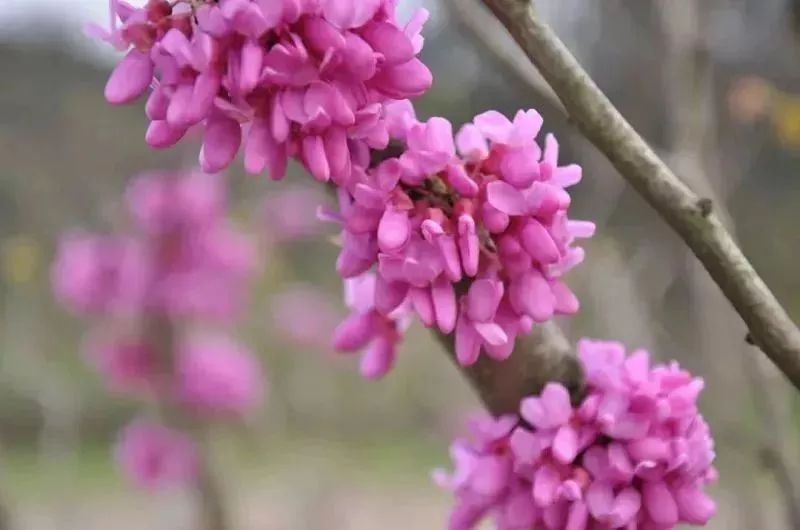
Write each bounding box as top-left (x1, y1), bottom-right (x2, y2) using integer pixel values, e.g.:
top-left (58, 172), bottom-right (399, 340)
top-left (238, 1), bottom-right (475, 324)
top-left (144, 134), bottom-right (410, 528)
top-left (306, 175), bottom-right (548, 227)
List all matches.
top-left (435, 340), bottom-right (717, 530)
top-left (92, 0), bottom-right (592, 378)
top-left (328, 105), bottom-right (593, 370)
top-left (52, 171), bottom-right (264, 489)
top-left (91, 0), bottom-right (431, 179)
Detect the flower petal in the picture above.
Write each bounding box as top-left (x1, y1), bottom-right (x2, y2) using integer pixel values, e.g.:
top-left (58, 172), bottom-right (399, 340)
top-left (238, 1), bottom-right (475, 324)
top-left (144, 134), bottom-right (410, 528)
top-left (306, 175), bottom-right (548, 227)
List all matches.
top-left (643, 481), bottom-right (678, 526)
top-left (200, 113), bottom-right (242, 173)
top-left (105, 50), bottom-right (153, 105)
top-left (486, 181), bottom-right (528, 215)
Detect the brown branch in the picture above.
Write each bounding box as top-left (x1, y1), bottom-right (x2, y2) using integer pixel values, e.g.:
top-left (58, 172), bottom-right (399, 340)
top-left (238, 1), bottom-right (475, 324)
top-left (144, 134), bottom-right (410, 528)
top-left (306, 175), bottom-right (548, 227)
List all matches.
top-left (436, 322), bottom-right (583, 415)
top-left (194, 447), bottom-right (230, 530)
top-left (479, 0), bottom-right (800, 391)
top-left (147, 314), bottom-right (230, 530)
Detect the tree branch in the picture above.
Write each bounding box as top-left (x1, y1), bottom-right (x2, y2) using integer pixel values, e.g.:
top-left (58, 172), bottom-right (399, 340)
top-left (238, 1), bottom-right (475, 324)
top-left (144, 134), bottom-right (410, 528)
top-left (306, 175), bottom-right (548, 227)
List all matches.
top-left (148, 314), bottom-right (230, 530)
top-left (436, 322), bottom-right (583, 415)
top-left (479, 0), bottom-right (800, 391)
top-left (194, 444), bottom-right (229, 530)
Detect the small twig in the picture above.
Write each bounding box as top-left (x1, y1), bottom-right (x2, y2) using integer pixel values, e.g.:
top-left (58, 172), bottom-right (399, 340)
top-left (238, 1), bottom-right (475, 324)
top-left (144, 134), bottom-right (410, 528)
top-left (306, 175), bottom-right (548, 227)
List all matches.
top-left (746, 358), bottom-right (800, 529)
top-left (194, 442), bottom-right (229, 530)
top-left (147, 313), bottom-right (230, 530)
top-left (479, 0), bottom-right (800, 391)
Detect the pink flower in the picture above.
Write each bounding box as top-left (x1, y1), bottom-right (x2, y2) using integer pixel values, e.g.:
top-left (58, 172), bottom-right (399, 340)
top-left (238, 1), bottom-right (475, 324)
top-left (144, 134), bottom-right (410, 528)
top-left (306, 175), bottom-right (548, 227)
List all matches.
top-left (56, 171), bottom-right (260, 406)
top-left (436, 340), bottom-right (717, 529)
top-left (433, 414), bottom-right (518, 529)
top-left (51, 233), bottom-right (149, 316)
top-left (454, 278), bottom-right (513, 366)
top-left (126, 171), bottom-right (256, 320)
top-left (176, 335), bottom-right (264, 417)
top-left (115, 419), bottom-right (198, 491)
top-left (331, 109), bottom-right (592, 368)
top-left (332, 272), bottom-right (410, 379)
top-left (54, 172), bottom-right (255, 322)
top-left (85, 336), bottom-right (159, 395)
top-left (149, 222), bottom-right (256, 321)
top-left (126, 171), bottom-right (224, 235)
top-left (93, 0), bottom-right (433, 181)
top-left (55, 169), bottom-right (263, 487)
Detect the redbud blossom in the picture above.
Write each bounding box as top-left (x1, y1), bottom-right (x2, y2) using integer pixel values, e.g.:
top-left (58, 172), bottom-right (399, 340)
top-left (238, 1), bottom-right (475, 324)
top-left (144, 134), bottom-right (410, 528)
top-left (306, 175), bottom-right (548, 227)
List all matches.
top-left (330, 107), bottom-right (593, 370)
top-left (176, 335), bottom-right (264, 417)
top-left (91, 0), bottom-right (432, 181)
top-left (435, 340), bottom-right (717, 530)
top-left (115, 420), bottom-right (198, 491)
top-left (332, 271), bottom-right (411, 379)
top-left (54, 171), bottom-right (265, 490)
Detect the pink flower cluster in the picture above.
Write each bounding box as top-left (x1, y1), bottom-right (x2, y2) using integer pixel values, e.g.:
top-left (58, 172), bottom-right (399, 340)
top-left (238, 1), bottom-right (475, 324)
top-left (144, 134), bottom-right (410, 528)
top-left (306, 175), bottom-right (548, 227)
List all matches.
top-left (328, 105), bottom-right (594, 369)
top-left (52, 171), bottom-right (264, 490)
top-left (116, 420), bottom-right (199, 490)
top-left (435, 340), bottom-right (716, 530)
top-left (54, 172), bottom-right (254, 321)
top-left (91, 0), bottom-right (432, 180)
top-left (92, 1), bottom-right (592, 378)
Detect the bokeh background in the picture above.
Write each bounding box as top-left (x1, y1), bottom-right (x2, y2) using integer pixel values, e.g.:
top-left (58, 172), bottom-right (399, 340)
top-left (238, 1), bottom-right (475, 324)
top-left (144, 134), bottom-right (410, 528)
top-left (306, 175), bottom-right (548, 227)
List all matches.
top-left (2, 0), bottom-right (800, 528)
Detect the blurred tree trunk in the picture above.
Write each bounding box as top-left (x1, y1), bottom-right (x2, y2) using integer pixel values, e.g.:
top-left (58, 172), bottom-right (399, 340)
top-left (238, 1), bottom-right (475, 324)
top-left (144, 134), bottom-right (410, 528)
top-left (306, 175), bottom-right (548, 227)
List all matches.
top-left (660, 2), bottom-right (800, 528)
top-left (196, 459), bottom-right (229, 530)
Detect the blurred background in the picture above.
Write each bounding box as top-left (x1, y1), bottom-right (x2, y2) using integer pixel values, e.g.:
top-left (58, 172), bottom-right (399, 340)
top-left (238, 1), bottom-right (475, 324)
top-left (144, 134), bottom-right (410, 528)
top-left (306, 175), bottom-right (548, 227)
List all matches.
top-left (2, 0), bottom-right (800, 528)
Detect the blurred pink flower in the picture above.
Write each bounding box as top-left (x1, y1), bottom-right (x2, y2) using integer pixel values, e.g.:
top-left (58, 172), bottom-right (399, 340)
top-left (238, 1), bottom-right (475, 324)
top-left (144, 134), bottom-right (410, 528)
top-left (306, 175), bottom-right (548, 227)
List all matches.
top-left (262, 187), bottom-right (330, 242)
top-left (115, 420), bottom-right (198, 491)
top-left (85, 336), bottom-right (159, 395)
top-left (271, 286), bottom-right (340, 349)
top-left (126, 171), bottom-right (224, 235)
top-left (54, 172), bottom-right (257, 322)
top-left (55, 170), bottom-right (265, 487)
top-left (51, 233), bottom-right (149, 316)
top-left (150, 222), bottom-right (257, 321)
top-left (176, 335), bottom-right (264, 417)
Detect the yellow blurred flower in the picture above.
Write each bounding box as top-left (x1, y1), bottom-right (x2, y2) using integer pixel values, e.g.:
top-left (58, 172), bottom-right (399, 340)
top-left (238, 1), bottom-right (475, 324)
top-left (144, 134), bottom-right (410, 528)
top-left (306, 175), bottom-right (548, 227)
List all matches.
top-left (1, 236), bottom-right (42, 286)
top-left (771, 93), bottom-right (800, 150)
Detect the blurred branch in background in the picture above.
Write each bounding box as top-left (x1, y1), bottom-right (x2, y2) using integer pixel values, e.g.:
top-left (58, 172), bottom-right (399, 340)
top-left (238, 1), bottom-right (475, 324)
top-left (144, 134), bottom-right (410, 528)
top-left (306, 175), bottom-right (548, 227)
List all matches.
top-left (143, 309), bottom-right (232, 530)
top-left (658, 2), bottom-right (800, 528)
top-left (194, 439), bottom-right (229, 530)
top-left (441, 0), bottom-right (565, 115)
top-left (478, 0), bottom-right (800, 393)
